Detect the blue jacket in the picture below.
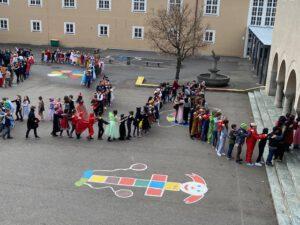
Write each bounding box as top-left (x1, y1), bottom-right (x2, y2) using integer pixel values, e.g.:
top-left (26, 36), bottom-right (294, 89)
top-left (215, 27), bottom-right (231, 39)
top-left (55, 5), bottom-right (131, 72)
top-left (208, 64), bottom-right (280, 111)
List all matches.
top-left (235, 128), bottom-right (249, 145)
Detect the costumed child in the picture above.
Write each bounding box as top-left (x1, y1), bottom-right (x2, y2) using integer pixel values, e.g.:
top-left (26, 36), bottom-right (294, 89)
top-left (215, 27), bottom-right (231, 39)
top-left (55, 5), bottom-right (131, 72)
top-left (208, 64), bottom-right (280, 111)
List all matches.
top-left (48, 98), bottom-right (55, 120)
top-left (255, 128), bottom-right (269, 166)
top-left (183, 97), bottom-right (191, 125)
top-left (69, 110), bottom-right (78, 138)
top-left (133, 107), bottom-right (142, 138)
top-left (51, 106), bottom-right (62, 137)
top-left (201, 110), bottom-right (210, 142)
top-left (119, 114), bottom-right (127, 141)
top-left (227, 124), bottom-right (237, 160)
top-left (105, 110), bottom-right (119, 142)
top-left (142, 106), bottom-right (151, 135)
top-left (235, 123), bottom-right (249, 164)
top-left (245, 123), bottom-right (267, 166)
top-left (217, 119), bottom-right (229, 157)
top-left (60, 109), bottom-right (70, 137)
top-left (97, 113), bottom-right (109, 140)
top-left (127, 111), bottom-right (134, 140)
top-left (87, 113), bottom-right (95, 140)
top-left (207, 111), bottom-right (216, 144)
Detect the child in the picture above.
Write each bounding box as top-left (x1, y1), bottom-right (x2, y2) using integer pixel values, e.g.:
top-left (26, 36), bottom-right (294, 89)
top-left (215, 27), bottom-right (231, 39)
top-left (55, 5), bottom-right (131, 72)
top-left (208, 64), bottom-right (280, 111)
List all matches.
top-left (69, 110), bottom-right (78, 138)
top-left (38, 96), bottom-right (45, 121)
top-left (97, 113), bottom-right (109, 140)
top-left (87, 113), bottom-right (95, 140)
top-left (60, 109), bottom-right (70, 137)
top-left (48, 98), bottom-right (55, 120)
top-left (119, 114), bottom-right (127, 141)
top-left (255, 128), bottom-right (269, 166)
top-left (133, 107), bottom-right (142, 138)
top-left (227, 124), bottom-right (237, 160)
top-left (127, 111), bottom-right (134, 140)
top-left (183, 97), bottom-right (191, 125)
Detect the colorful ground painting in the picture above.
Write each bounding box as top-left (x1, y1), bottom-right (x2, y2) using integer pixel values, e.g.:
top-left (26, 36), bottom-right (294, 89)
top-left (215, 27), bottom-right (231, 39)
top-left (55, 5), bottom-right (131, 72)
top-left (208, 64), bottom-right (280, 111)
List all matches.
top-left (75, 163), bottom-right (208, 204)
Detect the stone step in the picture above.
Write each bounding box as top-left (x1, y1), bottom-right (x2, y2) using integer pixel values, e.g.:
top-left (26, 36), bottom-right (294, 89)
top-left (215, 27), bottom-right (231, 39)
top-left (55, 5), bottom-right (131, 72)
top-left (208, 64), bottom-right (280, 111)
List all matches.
top-left (275, 162), bottom-right (300, 225)
top-left (265, 166), bottom-right (293, 225)
top-left (253, 91), bottom-right (274, 129)
top-left (259, 89), bottom-right (282, 124)
top-left (248, 91), bottom-right (293, 225)
top-left (248, 92), bottom-right (264, 131)
top-left (285, 152), bottom-right (300, 199)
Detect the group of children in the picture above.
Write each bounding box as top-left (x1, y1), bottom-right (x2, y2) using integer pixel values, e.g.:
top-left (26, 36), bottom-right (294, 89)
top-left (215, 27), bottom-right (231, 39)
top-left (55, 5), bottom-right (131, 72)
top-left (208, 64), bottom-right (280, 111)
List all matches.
top-left (41, 48), bottom-right (105, 89)
top-left (170, 80), bottom-right (300, 167)
top-left (0, 48), bottom-right (35, 88)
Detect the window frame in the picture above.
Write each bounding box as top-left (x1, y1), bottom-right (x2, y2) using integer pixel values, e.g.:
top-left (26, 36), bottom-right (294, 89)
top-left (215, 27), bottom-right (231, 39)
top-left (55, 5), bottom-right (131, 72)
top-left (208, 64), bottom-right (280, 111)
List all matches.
top-left (30, 20), bottom-right (42, 32)
top-left (204, 0), bottom-right (220, 16)
top-left (64, 22), bottom-right (76, 35)
top-left (203, 30), bottom-right (216, 43)
top-left (97, 0), bottom-right (111, 11)
top-left (132, 26), bottom-right (144, 40)
top-left (131, 0), bottom-right (147, 13)
top-left (0, 18), bottom-right (9, 31)
top-left (0, 0), bottom-right (9, 5)
top-left (62, 0), bottom-right (77, 9)
top-left (28, 0), bottom-right (42, 7)
top-left (167, 0), bottom-right (183, 12)
top-left (98, 24), bottom-right (110, 37)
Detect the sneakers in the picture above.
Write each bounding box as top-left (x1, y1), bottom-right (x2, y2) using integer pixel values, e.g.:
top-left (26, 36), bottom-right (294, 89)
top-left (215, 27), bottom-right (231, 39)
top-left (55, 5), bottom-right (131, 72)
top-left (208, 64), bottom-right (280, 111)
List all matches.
top-left (255, 162), bottom-right (263, 167)
top-left (217, 152), bottom-right (222, 157)
top-left (266, 162), bottom-right (273, 167)
top-left (246, 163), bottom-right (253, 166)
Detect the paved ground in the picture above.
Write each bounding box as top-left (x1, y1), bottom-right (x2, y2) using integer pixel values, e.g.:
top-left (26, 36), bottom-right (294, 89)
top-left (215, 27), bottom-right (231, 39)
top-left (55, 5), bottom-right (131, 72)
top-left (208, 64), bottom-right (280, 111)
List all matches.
top-left (0, 61), bottom-right (277, 225)
top-left (0, 43), bottom-right (260, 89)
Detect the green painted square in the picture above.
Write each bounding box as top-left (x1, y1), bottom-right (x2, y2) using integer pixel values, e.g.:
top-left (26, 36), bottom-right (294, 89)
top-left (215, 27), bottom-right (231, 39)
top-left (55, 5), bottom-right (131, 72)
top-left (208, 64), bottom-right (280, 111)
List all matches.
top-left (134, 179), bottom-right (150, 187)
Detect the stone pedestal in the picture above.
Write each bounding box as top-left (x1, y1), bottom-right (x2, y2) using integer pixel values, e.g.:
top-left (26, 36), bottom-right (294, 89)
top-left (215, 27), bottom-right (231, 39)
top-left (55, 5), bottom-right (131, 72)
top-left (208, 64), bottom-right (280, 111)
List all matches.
top-left (275, 82), bottom-right (284, 108)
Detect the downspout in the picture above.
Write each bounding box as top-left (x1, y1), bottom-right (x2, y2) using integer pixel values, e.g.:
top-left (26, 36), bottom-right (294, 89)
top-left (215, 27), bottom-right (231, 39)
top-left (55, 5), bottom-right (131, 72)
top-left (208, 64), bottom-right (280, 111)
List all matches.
top-left (192, 0), bottom-right (199, 56)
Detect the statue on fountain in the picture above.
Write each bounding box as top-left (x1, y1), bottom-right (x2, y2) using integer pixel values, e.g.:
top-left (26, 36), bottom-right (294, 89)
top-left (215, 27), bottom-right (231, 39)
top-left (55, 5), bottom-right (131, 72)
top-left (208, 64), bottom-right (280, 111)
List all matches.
top-left (197, 50), bottom-right (230, 87)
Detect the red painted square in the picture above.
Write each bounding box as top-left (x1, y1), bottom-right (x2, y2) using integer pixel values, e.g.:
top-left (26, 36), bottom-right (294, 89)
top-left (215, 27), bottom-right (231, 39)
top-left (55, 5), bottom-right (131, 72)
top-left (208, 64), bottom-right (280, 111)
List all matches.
top-left (118, 177), bottom-right (136, 186)
top-left (145, 187), bottom-right (163, 197)
top-left (151, 174), bottom-right (168, 182)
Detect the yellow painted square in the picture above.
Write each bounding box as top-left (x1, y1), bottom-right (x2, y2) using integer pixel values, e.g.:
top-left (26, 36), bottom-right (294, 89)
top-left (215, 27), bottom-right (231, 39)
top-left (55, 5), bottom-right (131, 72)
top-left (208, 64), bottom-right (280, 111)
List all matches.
top-left (89, 175), bottom-right (107, 183)
top-left (165, 182), bottom-right (181, 191)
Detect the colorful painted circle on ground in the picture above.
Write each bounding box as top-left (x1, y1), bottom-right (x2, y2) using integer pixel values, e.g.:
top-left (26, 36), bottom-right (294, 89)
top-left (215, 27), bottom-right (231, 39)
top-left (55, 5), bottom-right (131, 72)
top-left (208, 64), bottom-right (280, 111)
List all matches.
top-left (48, 70), bottom-right (84, 79)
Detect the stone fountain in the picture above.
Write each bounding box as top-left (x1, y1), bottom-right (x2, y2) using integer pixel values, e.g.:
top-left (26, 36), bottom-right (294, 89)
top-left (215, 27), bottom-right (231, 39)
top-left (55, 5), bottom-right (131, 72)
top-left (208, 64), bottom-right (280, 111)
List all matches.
top-left (197, 51), bottom-right (230, 87)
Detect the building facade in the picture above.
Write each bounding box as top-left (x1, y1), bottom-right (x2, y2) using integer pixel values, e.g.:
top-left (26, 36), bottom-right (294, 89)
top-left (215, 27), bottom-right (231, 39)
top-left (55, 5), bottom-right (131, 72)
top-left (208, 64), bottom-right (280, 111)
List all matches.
top-left (265, 0), bottom-right (300, 116)
top-left (0, 0), bottom-right (276, 58)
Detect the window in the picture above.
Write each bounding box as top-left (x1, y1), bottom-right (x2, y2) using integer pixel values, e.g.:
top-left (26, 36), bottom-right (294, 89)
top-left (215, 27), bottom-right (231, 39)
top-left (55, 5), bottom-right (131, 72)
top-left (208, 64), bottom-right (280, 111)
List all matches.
top-left (264, 0), bottom-right (276, 26)
top-left (168, 0), bottom-right (182, 12)
top-left (0, 0), bottom-right (9, 5)
top-left (28, 0), bottom-right (42, 6)
top-left (31, 20), bottom-right (42, 32)
top-left (0, 18), bottom-right (9, 30)
top-left (132, 26), bottom-right (144, 39)
top-left (62, 0), bottom-right (76, 8)
top-left (98, 24), bottom-right (109, 37)
top-left (132, 0), bottom-right (146, 12)
top-left (97, 0), bottom-right (111, 10)
top-left (250, 0), bottom-right (264, 26)
top-left (203, 30), bottom-right (215, 43)
top-left (204, 0), bottom-right (220, 16)
top-left (64, 22), bottom-right (75, 34)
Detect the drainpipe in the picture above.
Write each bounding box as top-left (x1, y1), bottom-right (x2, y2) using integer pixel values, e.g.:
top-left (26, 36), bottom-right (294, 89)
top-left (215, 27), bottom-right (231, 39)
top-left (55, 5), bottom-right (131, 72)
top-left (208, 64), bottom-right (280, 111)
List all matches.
top-left (192, 0), bottom-right (199, 56)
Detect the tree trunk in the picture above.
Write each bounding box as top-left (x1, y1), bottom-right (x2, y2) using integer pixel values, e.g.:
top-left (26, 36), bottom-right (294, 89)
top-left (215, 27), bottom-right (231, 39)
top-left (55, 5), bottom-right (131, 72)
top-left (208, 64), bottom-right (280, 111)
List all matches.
top-left (175, 56), bottom-right (182, 80)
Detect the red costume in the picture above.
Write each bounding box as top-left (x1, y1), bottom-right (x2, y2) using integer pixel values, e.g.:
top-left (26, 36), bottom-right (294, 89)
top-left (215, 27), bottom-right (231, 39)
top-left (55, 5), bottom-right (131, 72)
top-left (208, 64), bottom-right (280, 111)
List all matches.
top-left (75, 113), bottom-right (89, 135)
top-left (88, 113), bottom-right (95, 137)
top-left (245, 127), bottom-right (267, 163)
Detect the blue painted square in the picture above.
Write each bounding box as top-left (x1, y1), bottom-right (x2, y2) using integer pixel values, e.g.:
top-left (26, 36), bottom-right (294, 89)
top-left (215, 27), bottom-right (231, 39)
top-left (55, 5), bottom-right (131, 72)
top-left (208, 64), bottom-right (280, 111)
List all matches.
top-left (149, 181), bottom-right (165, 189)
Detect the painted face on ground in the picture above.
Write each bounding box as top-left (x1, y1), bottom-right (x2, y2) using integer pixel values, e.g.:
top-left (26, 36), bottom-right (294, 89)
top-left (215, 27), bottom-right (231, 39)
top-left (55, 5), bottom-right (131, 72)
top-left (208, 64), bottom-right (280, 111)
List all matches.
top-left (181, 182), bottom-right (208, 196)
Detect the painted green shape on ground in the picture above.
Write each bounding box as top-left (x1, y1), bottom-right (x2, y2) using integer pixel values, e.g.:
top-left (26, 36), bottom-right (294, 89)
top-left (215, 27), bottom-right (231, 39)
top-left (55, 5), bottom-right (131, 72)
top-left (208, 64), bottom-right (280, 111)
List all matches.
top-left (134, 179), bottom-right (150, 187)
top-left (75, 178), bottom-right (88, 187)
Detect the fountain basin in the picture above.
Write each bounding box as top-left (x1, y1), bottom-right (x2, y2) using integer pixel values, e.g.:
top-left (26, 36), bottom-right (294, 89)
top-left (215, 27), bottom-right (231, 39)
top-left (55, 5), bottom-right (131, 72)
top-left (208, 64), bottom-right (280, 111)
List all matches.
top-left (197, 73), bottom-right (230, 87)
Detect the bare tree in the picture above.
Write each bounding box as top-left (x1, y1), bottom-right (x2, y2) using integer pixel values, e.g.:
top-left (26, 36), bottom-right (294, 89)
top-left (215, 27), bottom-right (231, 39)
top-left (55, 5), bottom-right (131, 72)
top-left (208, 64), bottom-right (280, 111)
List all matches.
top-left (146, 4), bottom-right (206, 80)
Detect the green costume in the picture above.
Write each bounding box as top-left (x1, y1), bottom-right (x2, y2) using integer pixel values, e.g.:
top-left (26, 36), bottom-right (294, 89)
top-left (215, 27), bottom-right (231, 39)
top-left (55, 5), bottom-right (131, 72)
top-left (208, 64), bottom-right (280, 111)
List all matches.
top-left (207, 113), bottom-right (215, 144)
